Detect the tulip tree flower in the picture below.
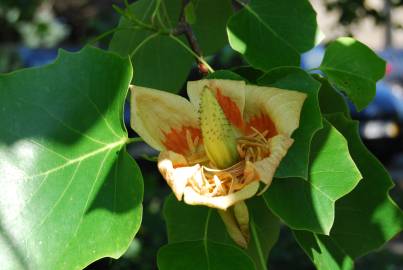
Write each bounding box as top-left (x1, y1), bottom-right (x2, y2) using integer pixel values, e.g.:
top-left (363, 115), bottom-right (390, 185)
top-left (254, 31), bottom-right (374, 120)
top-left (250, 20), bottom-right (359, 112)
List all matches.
top-left (130, 79), bottom-right (306, 247)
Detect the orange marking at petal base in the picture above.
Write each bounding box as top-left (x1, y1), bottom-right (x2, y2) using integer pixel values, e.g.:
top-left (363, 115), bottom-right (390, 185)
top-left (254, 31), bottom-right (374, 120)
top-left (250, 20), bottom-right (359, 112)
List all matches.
top-left (163, 126), bottom-right (201, 155)
top-left (215, 88), bottom-right (244, 129)
top-left (245, 113), bottom-right (277, 138)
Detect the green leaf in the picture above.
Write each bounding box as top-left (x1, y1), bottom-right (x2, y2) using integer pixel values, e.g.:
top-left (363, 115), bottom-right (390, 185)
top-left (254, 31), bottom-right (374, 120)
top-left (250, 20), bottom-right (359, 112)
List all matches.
top-left (184, 1), bottom-right (197, 24)
top-left (0, 47), bottom-right (143, 270)
top-left (161, 196), bottom-right (255, 269)
top-left (109, 0), bottom-right (193, 92)
top-left (247, 197), bottom-right (280, 270)
top-left (319, 37), bottom-right (386, 110)
top-left (157, 240), bottom-right (256, 270)
top-left (294, 113), bottom-right (403, 269)
top-left (258, 67), bottom-right (322, 179)
top-left (227, 0), bottom-right (317, 71)
top-left (163, 195), bottom-right (280, 270)
top-left (264, 120), bottom-right (361, 234)
top-left (163, 195), bottom-right (229, 244)
top-left (126, 34), bottom-right (193, 92)
top-left (293, 231), bottom-right (354, 270)
top-left (191, 0), bottom-right (233, 55)
top-left (315, 75), bottom-right (350, 117)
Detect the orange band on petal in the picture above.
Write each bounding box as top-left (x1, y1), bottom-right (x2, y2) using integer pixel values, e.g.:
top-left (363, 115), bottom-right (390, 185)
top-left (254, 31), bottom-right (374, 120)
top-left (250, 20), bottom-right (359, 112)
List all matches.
top-left (163, 126), bottom-right (201, 155)
top-left (245, 113), bottom-right (278, 138)
top-left (215, 88), bottom-right (244, 130)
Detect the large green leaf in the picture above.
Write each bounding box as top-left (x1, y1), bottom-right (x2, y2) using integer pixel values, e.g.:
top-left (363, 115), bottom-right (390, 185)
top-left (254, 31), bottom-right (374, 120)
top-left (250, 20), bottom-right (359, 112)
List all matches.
top-left (264, 120), bottom-right (361, 234)
top-left (227, 0), bottom-right (317, 71)
top-left (191, 0), bottom-right (233, 55)
top-left (163, 195), bottom-right (280, 270)
top-left (0, 47), bottom-right (143, 270)
top-left (109, 0), bottom-right (193, 92)
top-left (258, 67), bottom-right (322, 179)
top-left (294, 113), bottom-right (403, 269)
top-left (319, 37), bottom-right (386, 110)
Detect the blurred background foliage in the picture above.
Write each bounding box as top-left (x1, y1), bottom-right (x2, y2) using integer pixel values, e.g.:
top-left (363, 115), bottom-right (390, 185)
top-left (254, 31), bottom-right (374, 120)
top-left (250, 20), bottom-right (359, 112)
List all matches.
top-left (0, 0), bottom-right (402, 269)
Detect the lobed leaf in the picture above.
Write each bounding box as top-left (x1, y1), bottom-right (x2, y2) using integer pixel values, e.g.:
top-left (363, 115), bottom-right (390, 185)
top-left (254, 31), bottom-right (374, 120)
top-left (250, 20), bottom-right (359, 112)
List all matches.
top-left (319, 37), bottom-right (386, 111)
top-left (294, 113), bottom-right (403, 269)
top-left (0, 47), bottom-right (143, 269)
top-left (264, 120), bottom-right (361, 234)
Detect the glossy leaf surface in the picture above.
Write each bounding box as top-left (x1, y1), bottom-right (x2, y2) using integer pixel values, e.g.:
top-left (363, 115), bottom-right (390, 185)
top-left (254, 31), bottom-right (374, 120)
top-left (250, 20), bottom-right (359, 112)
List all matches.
top-left (294, 113), bottom-right (403, 269)
top-left (265, 120), bottom-right (361, 234)
top-left (319, 37), bottom-right (386, 110)
top-left (0, 47), bottom-right (143, 270)
top-left (227, 0), bottom-right (317, 70)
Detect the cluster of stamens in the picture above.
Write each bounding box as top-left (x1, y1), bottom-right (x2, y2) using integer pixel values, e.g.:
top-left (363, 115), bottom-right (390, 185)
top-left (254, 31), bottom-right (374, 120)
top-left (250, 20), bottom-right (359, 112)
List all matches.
top-left (184, 128), bottom-right (271, 197)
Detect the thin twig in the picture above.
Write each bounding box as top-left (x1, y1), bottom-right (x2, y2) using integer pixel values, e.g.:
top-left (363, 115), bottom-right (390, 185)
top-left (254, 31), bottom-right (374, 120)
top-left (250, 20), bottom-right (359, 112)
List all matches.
top-left (173, 0), bottom-right (212, 75)
top-left (169, 34), bottom-right (214, 73)
top-left (130, 32), bottom-right (160, 58)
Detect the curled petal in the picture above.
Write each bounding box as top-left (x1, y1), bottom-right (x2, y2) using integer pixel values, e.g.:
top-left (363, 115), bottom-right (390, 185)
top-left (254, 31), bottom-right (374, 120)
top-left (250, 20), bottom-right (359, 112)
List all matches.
top-left (130, 85), bottom-right (201, 154)
top-left (158, 151), bottom-right (200, 200)
top-left (183, 182), bottom-right (259, 210)
top-left (187, 79), bottom-right (246, 130)
top-left (244, 85), bottom-right (307, 137)
top-left (253, 135), bottom-right (294, 188)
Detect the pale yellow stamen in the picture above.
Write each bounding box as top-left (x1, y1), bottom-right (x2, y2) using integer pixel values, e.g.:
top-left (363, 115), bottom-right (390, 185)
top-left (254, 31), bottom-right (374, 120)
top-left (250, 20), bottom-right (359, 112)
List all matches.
top-left (185, 128), bottom-right (271, 198)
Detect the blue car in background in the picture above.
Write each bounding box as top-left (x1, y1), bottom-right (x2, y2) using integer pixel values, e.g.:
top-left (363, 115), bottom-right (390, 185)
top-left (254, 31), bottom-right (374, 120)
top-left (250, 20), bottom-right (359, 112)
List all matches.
top-left (302, 46), bottom-right (403, 161)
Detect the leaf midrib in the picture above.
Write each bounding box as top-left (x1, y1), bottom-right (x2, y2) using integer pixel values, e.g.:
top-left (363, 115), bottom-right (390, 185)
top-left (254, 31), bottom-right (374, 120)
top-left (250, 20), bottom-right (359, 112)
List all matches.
top-left (240, 1), bottom-right (299, 55)
top-left (319, 66), bottom-right (375, 83)
top-left (25, 137), bottom-right (127, 180)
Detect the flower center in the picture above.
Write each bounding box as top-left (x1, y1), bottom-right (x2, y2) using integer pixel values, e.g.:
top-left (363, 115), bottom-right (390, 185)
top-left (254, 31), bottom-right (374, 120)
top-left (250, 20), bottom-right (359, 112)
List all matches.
top-left (186, 128), bottom-right (271, 197)
top-left (199, 86), bottom-right (240, 169)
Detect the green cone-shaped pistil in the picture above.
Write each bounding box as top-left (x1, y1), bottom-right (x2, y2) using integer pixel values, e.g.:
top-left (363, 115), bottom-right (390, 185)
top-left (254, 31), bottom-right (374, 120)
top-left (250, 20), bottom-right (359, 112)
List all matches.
top-left (200, 86), bottom-right (239, 169)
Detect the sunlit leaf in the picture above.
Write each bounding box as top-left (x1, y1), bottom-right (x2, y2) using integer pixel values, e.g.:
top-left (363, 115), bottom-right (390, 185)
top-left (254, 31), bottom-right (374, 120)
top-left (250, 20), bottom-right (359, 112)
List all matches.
top-left (319, 37), bottom-right (386, 110)
top-left (294, 113), bottom-right (403, 269)
top-left (0, 47), bottom-right (143, 270)
top-left (264, 120), bottom-right (361, 234)
top-left (227, 0), bottom-right (317, 70)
